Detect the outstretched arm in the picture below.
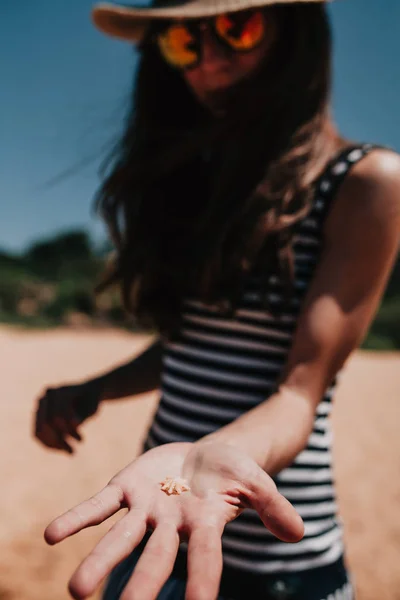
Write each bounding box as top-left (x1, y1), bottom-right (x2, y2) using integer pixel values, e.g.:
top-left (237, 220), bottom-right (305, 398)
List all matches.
top-left (199, 149), bottom-right (400, 474)
top-left (43, 151), bottom-right (400, 600)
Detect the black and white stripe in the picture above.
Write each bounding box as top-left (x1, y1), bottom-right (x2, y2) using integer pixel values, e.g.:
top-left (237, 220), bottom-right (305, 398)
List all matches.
top-left (142, 144), bottom-right (377, 575)
top-left (321, 582), bottom-right (354, 600)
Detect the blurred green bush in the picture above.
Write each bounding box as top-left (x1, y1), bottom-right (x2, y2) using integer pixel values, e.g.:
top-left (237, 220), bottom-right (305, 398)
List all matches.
top-left (0, 230), bottom-right (129, 330)
top-left (0, 229), bottom-right (399, 350)
top-left (362, 296), bottom-right (400, 350)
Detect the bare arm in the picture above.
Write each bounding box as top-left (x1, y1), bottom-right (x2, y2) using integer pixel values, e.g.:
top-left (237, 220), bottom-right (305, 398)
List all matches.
top-left (87, 338), bottom-right (163, 402)
top-left (34, 338), bottom-right (163, 453)
top-left (199, 149), bottom-right (400, 474)
top-left (42, 150), bottom-right (400, 599)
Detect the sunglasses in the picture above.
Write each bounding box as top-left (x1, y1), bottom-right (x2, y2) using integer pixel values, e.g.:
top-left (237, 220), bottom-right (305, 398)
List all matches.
top-left (153, 10), bottom-right (266, 70)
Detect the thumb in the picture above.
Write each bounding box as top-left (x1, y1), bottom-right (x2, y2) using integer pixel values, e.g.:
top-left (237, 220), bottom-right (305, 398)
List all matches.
top-left (249, 468), bottom-right (304, 543)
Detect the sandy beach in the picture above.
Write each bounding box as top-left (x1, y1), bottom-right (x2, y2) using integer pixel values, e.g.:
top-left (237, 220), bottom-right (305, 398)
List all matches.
top-left (1, 326), bottom-right (399, 599)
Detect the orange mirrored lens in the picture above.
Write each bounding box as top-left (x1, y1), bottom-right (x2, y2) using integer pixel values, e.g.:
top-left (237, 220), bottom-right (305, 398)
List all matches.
top-left (215, 11), bottom-right (265, 50)
top-left (157, 24), bottom-right (198, 68)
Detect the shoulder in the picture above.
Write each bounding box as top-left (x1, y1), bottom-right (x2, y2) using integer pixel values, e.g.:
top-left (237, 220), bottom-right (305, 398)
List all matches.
top-left (324, 148), bottom-right (400, 242)
top-left (343, 148), bottom-right (400, 202)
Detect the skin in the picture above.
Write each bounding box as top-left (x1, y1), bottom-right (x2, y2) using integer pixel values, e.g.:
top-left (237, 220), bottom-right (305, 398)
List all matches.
top-left (34, 341), bottom-right (162, 453)
top-left (39, 12), bottom-right (400, 600)
top-left (182, 10), bottom-right (278, 113)
top-left (42, 153), bottom-right (400, 600)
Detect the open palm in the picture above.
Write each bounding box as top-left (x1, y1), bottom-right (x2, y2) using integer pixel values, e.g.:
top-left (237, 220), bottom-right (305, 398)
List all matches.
top-left (45, 441), bottom-right (304, 600)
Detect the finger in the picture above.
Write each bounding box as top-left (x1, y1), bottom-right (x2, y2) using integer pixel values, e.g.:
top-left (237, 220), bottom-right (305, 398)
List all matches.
top-left (68, 511), bottom-right (147, 600)
top-left (68, 413), bottom-right (84, 442)
top-left (121, 524), bottom-right (180, 600)
top-left (55, 432), bottom-right (74, 454)
top-left (48, 395), bottom-right (71, 435)
top-left (251, 470), bottom-right (304, 543)
top-left (42, 392), bottom-right (65, 438)
top-left (44, 483), bottom-right (124, 545)
top-left (52, 415), bottom-right (82, 443)
top-left (69, 427), bottom-right (83, 442)
top-left (48, 398), bottom-right (81, 445)
top-left (37, 421), bottom-right (73, 454)
top-left (34, 393), bottom-right (74, 453)
top-left (185, 526), bottom-right (223, 600)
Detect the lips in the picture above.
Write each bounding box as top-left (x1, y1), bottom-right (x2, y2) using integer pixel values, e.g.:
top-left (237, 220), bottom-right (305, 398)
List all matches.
top-left (202, 69), bottom-right (234, 88)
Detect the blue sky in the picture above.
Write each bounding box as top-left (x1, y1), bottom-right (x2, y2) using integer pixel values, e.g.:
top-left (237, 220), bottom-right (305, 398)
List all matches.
top-left (1, 0), bottom-right (399, 253)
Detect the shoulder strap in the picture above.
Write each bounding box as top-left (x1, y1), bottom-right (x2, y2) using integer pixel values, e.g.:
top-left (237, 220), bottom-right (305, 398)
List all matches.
top-left (311, 142), bottom-right (392, 226)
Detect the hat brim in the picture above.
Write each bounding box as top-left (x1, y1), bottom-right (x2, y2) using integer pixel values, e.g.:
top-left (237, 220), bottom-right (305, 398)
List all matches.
top-left (92, 0), bottom-right (330, 44)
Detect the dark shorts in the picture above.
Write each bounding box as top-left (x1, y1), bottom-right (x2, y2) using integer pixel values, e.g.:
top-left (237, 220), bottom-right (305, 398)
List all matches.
top-left (102, 532), bottom-right (354, 600)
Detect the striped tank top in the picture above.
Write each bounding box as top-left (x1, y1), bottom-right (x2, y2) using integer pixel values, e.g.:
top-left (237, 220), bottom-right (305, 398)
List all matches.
top-left (142, 143), bottom-right (377, 574)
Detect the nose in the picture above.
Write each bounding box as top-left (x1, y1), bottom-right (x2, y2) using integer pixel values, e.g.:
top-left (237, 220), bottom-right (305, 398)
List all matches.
top-left (199, 24), bottom-right (229, 69)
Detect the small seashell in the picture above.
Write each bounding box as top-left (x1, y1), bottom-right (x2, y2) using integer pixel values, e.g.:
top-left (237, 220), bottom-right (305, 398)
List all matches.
top-left (160, 477), bottom-right (191, 496)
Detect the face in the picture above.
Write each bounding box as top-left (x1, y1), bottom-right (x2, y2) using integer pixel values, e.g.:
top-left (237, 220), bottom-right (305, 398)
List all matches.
top-left (180, 10), bottom-right (278, 113)
top-left (152, 11), bottom-right (277, 113)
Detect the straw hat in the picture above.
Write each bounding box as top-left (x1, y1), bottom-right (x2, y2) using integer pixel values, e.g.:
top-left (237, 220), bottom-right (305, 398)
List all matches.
top-left (92, 0), bottom-right (332, 44)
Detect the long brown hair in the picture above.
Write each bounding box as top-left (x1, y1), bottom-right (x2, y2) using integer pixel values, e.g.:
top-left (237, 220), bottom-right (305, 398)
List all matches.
top-left (95, 3), bottom-right (340, 336)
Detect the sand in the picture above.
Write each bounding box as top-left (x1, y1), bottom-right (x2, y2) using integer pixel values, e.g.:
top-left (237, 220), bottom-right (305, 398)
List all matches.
top-left (0, 326), bottom-right (399, 600)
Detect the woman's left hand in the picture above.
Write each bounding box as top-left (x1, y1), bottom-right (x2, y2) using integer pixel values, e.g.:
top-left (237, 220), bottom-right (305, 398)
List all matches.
top-left (44, 440), bottom-right (304, 600)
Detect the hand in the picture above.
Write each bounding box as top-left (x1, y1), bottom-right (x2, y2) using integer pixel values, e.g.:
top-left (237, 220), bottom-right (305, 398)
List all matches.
top-left (44, 441), bottom-right (304, 600)
top-left (34, 380), bottom-right (102, 454)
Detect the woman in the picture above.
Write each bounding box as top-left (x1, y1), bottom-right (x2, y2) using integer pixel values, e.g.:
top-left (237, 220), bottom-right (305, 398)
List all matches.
top-left (40, 0), bottom-right (400, 598)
